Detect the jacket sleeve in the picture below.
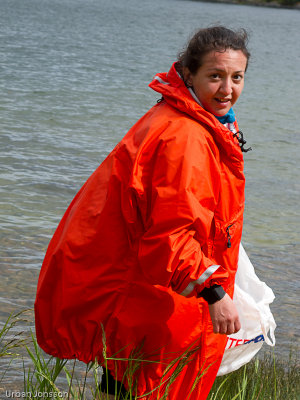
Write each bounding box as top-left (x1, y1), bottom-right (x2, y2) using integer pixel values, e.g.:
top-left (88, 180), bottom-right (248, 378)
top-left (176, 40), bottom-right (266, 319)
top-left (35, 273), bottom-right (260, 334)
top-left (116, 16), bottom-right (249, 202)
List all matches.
top-left (133, 124), bottom-right (229, 298)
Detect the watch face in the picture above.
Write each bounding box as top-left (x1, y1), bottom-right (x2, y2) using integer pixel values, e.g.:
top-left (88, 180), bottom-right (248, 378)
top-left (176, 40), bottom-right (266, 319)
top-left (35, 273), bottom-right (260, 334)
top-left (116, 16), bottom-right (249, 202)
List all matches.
top-left (198, 285), bottom-right (225, 304)
top-left (210, 286), bottom-right (226, 304)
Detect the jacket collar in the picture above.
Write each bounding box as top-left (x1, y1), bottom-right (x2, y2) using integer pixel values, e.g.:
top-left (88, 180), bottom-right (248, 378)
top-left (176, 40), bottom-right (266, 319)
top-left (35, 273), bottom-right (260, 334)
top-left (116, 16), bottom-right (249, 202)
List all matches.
top-left (149, 62), bottom-right (243, 163)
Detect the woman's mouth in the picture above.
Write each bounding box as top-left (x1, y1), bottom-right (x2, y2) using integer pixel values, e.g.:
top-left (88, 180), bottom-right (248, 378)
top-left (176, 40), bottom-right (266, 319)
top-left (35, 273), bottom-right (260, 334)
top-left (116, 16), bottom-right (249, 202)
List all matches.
top-left (215, 98), bottom-right (231, 104)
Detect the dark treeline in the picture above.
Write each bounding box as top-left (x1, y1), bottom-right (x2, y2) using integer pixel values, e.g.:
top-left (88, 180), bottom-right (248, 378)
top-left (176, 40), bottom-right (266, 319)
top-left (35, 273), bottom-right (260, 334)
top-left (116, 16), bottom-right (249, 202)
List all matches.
top-left (204, 0), bottom-right (299, 8)
top-left (255, 0), bottom-right (299, 7)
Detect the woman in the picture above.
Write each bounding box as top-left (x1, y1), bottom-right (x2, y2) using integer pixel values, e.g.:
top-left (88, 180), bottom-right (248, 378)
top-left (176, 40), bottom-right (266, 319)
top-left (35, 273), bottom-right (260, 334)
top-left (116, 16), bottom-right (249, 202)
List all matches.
top-left (35, 26), bottom-right (251, 399)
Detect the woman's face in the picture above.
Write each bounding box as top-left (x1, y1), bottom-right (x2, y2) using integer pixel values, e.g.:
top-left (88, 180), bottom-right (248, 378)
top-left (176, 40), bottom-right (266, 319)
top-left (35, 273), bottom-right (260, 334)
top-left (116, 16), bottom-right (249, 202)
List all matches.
top-left (183, 49), bottom-right (248, 117)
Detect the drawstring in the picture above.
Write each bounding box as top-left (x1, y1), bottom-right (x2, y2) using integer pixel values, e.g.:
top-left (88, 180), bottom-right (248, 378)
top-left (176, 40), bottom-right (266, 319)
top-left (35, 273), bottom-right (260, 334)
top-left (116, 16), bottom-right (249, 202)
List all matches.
top-left (233, 130), bottom-right (252, 153)
top-left (226, 224), bottom-right (233, 248)
top-left (156, 96), bottom-right (251, 152)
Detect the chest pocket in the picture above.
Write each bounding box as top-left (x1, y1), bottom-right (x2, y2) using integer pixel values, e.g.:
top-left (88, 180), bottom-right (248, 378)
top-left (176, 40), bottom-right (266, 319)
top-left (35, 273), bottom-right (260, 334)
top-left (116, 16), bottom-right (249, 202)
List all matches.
top-left (210, 208), bottom-right (244, 258)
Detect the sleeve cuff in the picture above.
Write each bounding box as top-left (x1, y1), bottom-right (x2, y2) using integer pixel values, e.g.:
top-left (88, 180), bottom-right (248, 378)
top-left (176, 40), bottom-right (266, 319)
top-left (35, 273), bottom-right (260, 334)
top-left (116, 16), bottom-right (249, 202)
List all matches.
top-left (198, 284), bottom-right (226, 304)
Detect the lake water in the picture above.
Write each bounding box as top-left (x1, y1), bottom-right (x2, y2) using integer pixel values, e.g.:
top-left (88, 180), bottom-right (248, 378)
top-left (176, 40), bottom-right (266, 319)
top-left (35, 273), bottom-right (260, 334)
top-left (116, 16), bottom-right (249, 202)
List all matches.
top-left (0, 0), bottom-right (299, 387)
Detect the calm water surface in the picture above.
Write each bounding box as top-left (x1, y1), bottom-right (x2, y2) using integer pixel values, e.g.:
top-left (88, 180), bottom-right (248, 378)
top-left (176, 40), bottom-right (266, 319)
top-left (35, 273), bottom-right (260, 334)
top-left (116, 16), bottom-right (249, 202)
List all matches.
top-left (0, 0), bottom-right (299, 387)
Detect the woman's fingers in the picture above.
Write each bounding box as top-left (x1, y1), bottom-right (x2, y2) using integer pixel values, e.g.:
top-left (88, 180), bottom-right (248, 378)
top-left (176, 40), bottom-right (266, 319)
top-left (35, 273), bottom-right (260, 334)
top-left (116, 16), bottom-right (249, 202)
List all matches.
top-left (218, 321), bottom-right (237, 335)
top-left (208, 293), bottom-right (241, 335)
top-left (234, 318), bottom-right (241, 334)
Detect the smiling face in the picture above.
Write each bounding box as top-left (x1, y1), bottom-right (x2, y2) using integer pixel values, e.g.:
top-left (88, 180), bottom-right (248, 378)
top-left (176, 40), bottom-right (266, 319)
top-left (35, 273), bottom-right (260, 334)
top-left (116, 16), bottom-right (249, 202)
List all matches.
top-left (183, 49), bottom-right (248, 117)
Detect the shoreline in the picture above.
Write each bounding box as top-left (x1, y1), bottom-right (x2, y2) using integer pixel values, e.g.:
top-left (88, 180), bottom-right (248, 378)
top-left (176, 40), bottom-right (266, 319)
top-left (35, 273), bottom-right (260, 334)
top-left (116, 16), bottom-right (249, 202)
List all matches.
top-left (192, 0), bottom-right (300, 9)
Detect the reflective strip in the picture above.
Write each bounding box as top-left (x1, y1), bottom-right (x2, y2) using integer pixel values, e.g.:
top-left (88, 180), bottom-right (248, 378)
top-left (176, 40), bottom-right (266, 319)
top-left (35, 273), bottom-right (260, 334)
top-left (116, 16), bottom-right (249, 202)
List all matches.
top-left (180, 265), bottom-right (221, 297)
top-left (227, 122), bottom-right (237, 134)
top-left (188, 87), bottom-right (202, 107)
top-left (154, 76), bottom-right (170, 85)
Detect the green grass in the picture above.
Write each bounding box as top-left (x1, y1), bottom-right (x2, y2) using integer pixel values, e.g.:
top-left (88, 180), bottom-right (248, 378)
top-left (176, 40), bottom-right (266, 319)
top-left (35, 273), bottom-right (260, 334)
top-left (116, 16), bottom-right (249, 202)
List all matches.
top-left (209, 351), bottom-right (300, 400)
top-left (0, 310), bottom-right (29, 358)
top-left (1, 311), bottom-right (299, 400)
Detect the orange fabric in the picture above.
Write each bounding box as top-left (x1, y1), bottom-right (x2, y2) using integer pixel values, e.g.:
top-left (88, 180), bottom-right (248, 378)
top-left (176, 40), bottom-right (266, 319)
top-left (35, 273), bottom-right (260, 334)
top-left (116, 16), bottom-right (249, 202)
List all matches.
top-left (35, 62), bottom-right (245, 399)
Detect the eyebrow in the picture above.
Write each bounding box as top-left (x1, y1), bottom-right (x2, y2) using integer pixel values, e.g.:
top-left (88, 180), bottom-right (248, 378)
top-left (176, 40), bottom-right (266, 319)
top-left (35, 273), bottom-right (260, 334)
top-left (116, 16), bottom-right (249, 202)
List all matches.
top-left (207, 68), bottom-right (245, 73)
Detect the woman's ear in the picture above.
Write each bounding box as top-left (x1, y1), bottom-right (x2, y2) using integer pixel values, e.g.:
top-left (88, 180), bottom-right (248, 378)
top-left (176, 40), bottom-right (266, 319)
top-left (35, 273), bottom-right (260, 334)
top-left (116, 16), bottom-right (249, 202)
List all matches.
top-left (182, 67), bottom-right (193, 88)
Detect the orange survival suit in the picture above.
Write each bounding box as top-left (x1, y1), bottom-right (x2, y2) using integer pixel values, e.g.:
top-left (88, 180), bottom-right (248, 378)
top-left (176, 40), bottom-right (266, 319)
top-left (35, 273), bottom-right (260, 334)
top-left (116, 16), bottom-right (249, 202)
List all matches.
top-left (35, 62), bottom-right (245, 399)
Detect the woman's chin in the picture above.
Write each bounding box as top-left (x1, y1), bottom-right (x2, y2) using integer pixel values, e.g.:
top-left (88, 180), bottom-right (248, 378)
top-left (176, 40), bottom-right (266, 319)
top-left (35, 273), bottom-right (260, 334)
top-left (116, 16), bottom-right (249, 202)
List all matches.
top-left (213, 107), bottom-right (231, 117)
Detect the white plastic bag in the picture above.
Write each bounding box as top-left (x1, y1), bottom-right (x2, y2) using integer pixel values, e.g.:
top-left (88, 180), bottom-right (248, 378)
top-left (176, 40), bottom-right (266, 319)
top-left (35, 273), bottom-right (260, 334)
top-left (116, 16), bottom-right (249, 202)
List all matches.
top-left (217, 243), bottom-right (276, 376)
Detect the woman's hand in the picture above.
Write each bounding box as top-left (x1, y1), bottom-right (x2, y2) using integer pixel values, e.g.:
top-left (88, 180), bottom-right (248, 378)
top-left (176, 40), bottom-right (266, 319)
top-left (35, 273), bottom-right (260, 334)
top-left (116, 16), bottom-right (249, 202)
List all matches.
top-left (208, 293), bottom-right (241, 335)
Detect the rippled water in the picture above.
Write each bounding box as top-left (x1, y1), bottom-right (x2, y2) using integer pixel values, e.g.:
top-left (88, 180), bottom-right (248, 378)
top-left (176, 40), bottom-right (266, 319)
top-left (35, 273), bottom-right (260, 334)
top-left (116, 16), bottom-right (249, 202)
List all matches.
top-left (0, 0), bottom-right (299, 386)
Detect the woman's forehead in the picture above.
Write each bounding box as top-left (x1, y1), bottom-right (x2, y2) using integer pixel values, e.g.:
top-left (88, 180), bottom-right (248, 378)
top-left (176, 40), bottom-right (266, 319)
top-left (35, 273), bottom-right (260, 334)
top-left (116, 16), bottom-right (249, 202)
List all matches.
top-left (201, 49), bottom-right (248, 70)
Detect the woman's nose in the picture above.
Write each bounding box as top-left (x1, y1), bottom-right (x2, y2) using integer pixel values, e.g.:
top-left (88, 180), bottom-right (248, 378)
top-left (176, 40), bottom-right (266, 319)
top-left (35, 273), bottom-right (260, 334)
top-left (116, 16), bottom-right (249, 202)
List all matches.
top-left (219, 78), bottom-right (232, 95)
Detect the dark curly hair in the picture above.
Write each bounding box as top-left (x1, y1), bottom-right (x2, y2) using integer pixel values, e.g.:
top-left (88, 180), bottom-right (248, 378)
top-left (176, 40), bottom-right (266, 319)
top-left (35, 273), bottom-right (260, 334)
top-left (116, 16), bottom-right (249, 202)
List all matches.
top-left (177, 26), bottom-right (250, 74)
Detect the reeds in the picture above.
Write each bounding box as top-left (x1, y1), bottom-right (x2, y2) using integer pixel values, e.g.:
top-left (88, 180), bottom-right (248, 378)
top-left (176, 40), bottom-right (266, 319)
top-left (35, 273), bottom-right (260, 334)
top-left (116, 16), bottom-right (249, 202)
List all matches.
top-left (0, 311), bottom-right (299, 400)
top-left (209, 349), bottom-right (300, 400)
top-left (0, 310), bottom-right (30, 386)
top-left (0, 310), bottom-right (29, 358)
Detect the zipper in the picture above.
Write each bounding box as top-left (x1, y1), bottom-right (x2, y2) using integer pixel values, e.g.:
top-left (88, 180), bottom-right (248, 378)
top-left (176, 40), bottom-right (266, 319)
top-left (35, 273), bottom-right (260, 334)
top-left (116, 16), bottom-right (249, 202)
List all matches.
top-left (226, 224), bottom-right (233, 248)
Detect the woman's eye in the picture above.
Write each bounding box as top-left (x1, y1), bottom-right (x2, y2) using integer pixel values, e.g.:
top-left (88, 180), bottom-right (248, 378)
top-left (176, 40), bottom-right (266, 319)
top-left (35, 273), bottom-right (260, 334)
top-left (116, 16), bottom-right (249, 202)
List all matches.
top-left (233, 74), bottom-right (243, 81)
top-left (210, 74), bottom-right (220, 79)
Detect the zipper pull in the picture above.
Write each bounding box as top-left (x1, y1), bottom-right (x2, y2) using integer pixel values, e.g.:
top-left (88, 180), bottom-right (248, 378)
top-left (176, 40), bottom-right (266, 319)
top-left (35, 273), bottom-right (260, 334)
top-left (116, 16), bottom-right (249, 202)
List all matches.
top-left (226, 224), bottom-right (233, 248)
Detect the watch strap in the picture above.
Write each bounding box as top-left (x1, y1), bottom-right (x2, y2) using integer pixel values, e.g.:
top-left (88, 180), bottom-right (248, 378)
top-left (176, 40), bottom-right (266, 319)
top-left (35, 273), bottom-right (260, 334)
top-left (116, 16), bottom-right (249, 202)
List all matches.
top-left (198, 284), bottom-right (226, 304)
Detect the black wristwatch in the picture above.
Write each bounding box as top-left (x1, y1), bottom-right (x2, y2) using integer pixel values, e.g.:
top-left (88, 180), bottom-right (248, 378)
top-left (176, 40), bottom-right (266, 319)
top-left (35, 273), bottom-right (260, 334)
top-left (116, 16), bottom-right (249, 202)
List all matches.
top-left (198, 285), bottom-right (226, 304)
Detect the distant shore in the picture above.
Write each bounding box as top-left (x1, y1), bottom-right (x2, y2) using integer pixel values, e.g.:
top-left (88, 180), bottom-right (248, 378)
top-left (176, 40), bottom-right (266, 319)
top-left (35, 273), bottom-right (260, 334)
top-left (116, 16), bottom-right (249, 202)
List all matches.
top-left (195, 0), bottom-right (300, 9)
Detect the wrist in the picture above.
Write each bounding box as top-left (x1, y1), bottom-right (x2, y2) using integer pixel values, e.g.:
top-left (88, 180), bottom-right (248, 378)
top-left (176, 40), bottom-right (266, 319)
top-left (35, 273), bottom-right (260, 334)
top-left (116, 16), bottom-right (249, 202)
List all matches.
top-left (198, 285), bottom-right (226, 304)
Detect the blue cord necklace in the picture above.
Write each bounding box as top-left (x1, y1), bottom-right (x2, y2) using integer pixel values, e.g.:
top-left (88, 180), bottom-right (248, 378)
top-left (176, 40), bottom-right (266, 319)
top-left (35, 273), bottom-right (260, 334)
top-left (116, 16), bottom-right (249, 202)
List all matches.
top-left (214, 107), bottom-right (236, 124)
